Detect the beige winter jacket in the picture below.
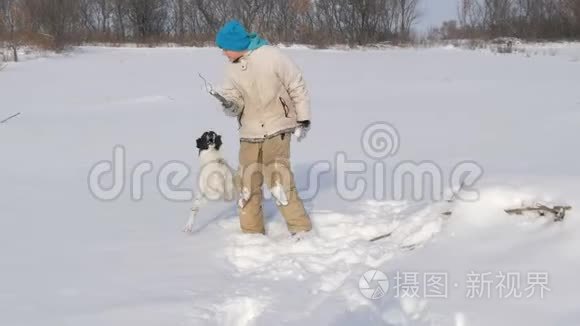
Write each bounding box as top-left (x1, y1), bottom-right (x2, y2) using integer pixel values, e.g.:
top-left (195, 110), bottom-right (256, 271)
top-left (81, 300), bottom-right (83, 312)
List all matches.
top-left (219, 45), bottom-right (310, 142)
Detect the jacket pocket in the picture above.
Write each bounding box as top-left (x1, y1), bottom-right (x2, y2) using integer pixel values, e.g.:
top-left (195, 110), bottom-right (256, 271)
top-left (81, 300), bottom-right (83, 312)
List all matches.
top-left (279, 97), bottom-right (289, 118)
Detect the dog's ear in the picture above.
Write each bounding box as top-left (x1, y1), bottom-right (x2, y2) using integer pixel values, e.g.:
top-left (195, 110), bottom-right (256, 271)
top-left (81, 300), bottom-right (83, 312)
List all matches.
top-left (215, 135), bottom-right (223, 150)
top-left (196, 137), bottom-right (208, 151)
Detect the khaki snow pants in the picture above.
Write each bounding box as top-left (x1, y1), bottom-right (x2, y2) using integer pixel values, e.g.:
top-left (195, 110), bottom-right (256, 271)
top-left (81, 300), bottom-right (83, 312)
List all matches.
top-left (237, 133), bottom-right (312, 234)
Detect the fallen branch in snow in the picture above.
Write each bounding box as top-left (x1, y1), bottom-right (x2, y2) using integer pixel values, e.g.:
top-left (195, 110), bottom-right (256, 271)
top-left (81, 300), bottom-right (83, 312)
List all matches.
top-left (370, 182), bottom-right (467, 243)
top-left (1, 112), bottom-right (21, 124)
top-left (505, 204), bottom-right (572, 222)
top-left (441, 181), bottom-right (467, 217)
top-left (369, 231), bottom-right (394, 242)
top-left (0, 63), bottom-right (6, 71)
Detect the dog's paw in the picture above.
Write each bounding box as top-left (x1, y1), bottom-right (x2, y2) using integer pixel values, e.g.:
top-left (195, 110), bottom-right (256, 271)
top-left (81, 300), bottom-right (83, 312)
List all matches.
top-left (237, 187), bottom-right (251, 208)
top-left (270, 183), bottom-right (289, 207)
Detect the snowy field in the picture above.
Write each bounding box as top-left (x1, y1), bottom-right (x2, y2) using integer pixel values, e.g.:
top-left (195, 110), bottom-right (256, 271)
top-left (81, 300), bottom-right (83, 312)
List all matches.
top-left (1, 45), bottom-right (580, 326)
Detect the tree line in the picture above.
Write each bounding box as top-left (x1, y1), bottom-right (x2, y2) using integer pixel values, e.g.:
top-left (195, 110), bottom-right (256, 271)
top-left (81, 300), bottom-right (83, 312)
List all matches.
top-left (3, 0), bottom-right (579, 62)
top-left (0, 0), bottom-right (421, 59)
top-left (432, 0), bottom-right (580, 40)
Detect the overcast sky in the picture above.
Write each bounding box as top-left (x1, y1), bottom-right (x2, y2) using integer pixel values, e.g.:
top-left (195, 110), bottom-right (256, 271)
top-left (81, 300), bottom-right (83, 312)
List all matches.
top-left (417, 0), bottom-right (458, 30)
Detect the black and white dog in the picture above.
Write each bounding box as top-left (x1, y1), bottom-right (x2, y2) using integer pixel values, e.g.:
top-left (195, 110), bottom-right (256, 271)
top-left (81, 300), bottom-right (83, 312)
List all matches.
top-left (183, 130), bottom-right (292, 233)
top-left (183, 131), bottom-right (239, 233)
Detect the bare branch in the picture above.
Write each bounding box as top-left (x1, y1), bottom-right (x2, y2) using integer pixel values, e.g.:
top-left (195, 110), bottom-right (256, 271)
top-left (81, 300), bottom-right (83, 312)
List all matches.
top-left (1, 112), bottom-right (21, 124)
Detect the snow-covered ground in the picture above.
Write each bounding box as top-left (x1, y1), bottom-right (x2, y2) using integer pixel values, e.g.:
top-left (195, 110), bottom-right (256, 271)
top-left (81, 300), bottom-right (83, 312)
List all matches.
top-left (1, 45), bottom-right (579, 326)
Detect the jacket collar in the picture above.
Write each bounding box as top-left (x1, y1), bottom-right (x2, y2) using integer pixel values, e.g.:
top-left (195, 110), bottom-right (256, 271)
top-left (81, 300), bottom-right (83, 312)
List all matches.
top-left (233, 48), bottom-right (260, 71)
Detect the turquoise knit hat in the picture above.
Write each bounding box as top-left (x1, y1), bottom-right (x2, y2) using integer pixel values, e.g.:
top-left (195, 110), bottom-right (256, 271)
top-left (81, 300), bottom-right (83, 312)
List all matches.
top-left (216, 20), bottom-right (269, 51)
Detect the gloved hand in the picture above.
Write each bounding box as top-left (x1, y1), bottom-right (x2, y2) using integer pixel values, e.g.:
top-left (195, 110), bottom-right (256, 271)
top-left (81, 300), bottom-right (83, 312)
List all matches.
top-left (294, 120), bottom-right (311, 142)
top-left (222, 102), bottom-right (239, 117)
top-left (211, 91), bottom-right (239, 117)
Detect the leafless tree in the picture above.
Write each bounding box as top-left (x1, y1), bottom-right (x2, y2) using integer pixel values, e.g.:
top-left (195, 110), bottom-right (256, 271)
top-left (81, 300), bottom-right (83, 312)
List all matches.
top-left (1, 0), bottom-right (23, 61)
top-left (194, 0), bottom-right (222, 33)
top-left (47, 0), bottom-right (580, 46)
top-left (168, 0), bottom-right (186, 40)
top-left (571, 0), bottom-right (580, 33)
top-left (126, 0), bottom-right (167, 41)
top-left (452, 0), bottom-right (580, 39)
top-left (399, 0), bottom-right (421, 39)
top-left (30, 0), bottom-right (80, 50)
top-left (79, 0), bottom-right (98, 36)
top-left (96, 0), bottom-right (113, 35)
top-left (231, 0), bottom-right (269, 31)
top-left (458, 0), bottom-right (485, 30)
top-left (111, 0), bottom-right (127, 41)
top-left (482, 0), bottom-right (515, 36)
top-left (311, 0), bottom-right (402, 45)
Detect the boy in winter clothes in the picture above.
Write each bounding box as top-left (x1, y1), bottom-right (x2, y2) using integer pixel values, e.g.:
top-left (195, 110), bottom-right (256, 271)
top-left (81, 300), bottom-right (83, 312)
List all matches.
top-left (215, 20), bottom-right (312, 235)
